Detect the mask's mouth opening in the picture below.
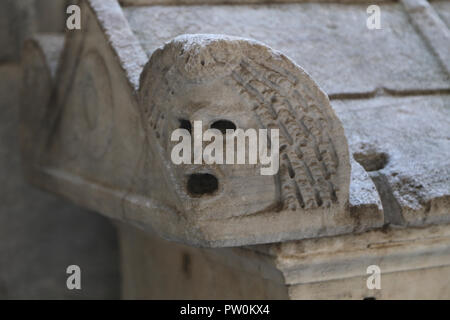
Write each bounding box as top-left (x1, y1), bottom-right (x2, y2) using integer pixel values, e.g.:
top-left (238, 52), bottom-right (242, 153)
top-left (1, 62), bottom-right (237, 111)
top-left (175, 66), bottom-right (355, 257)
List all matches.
top-left (187, 173), bottom-right (219, 196)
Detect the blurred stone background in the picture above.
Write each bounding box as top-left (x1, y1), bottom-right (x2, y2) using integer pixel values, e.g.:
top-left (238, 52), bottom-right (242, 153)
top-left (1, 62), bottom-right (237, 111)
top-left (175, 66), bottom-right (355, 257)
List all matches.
top-left (0, 0), bottom-right (120, 299)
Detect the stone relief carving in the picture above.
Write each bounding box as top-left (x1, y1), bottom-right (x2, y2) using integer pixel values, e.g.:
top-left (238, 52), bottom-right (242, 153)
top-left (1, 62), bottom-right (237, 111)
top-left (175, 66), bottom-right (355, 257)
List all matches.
top-left (19, 0), bottom-right (383, 247)
top-left (139, 35), bottom-right (350, 217)
top-left (12, 0), bottom-right (450, 299)
top-left (59, 50), bottom-right (114, 161)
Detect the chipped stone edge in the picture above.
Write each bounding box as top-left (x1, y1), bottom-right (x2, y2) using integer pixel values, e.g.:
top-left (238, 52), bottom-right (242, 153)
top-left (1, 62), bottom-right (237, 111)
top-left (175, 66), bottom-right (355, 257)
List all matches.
top-left (87, 0), bottom-right (148, 91)
top-left (25, 153), bottom-right (383, 247)
top-left (253, 223), bottom-right (450, 286)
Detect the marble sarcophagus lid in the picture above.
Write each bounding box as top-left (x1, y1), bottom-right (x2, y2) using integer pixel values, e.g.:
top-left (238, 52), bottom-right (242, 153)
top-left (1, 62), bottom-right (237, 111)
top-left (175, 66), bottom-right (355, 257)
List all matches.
top-left (20, 0), bottom-right (449, 253)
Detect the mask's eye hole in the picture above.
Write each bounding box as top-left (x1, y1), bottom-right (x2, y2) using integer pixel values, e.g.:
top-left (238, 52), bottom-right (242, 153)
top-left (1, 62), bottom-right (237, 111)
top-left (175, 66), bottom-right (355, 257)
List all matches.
top-left (210, 120), bottom-right (236, 134)
top-left (187, 173), bottom-right (218, 196)
top-left (179, 119), bottom-right (192, 133)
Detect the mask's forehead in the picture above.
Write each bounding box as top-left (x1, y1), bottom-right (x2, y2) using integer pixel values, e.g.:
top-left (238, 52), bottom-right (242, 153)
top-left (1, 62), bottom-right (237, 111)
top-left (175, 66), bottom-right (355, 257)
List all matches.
top-left (166, 75), bottom-right (249, 117)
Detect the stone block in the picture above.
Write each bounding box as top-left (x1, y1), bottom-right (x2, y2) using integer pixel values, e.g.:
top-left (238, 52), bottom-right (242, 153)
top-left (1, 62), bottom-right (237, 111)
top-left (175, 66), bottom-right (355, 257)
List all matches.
top-left (124, 2), bottom-right (450, 96)
top-left (333, 95), bottom-right (450, 227)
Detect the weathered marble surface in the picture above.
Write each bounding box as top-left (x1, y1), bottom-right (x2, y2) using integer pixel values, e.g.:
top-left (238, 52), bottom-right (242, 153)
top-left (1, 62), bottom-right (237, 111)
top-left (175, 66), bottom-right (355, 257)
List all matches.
top-left (119, 222), bottom-right (450, 299)
top-left (124, 3), bottom-right (450, 96)
top-left (0, 63), bottom-right (120, 299)
top-left (289, 265), bottom-right (450, 299)
top-left (0, 0), bottom-right (122, 299)
top-left (433, 0), bottom-right (450, 27)
top-left (119, 223), bottom-right (289, 299)
top-left (265, 223), bottom-right (450, 287)
top-left (8, 0), bottom-right (450, 299)
top-left (20, 0), bottom-right (450, 248)
top-left (20, 0), bottom-right (384, 248)
top-left (333, 95), bottom-right (450, 227)
top-left (402, 0), bottom-right (450, 74)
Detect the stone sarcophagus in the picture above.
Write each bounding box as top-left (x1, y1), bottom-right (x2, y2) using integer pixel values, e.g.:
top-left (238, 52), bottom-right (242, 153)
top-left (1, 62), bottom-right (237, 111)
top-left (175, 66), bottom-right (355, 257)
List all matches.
top-left (18, 0), bottom-right (450, 299)
top-left (20, 0), bottom-right (384, 247)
